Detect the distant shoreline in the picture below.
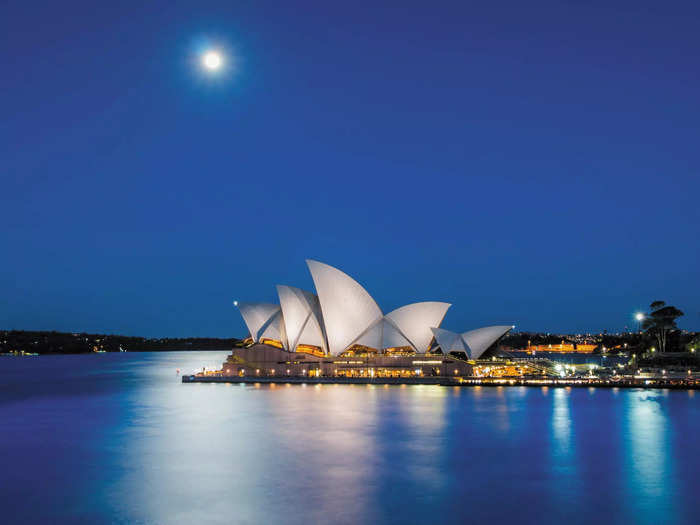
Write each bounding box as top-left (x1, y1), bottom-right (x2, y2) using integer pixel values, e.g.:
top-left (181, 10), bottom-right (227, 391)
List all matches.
top-left (0, 330), bottom-right (241, 355)
top-left (1, 348), bottom-right (234, 356)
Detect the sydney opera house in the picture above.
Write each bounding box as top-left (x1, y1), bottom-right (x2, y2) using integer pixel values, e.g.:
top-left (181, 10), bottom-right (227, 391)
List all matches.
top-left (222, 260), bottom-right (513, 380)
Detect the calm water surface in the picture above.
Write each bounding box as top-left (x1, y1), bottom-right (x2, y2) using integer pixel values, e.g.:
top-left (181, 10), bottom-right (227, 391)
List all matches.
top-left (1, 351), bottom-right (699, 524)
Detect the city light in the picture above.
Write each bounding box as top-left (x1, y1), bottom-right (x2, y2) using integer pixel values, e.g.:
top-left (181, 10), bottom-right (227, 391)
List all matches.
top-left (635, 312), bottom-right (645, 322)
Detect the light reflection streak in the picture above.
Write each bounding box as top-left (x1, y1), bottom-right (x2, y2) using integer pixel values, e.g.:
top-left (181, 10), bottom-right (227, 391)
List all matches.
top-left (548, 388), bottom-right (581, 506)
top-left (624, 391), bottom-right (677, 522)
top-left (265, 385), bottom-right (381, 523)
top-left (491, 392), bottom-right (511, 433)
top-left (123, 370), bottom-right (269, 522)
top-left (395, 386), bottom-right (448, 491)
top-left (552, 388), bottom-right (572, 454)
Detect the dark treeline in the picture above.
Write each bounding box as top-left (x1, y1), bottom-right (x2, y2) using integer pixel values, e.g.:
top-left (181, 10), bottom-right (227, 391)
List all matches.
top-left (1, 330), bottom-right (241, 354)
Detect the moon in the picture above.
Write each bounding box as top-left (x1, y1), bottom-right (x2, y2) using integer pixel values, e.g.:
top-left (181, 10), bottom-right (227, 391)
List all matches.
top-left (202, 51), bottom-right (222, 71)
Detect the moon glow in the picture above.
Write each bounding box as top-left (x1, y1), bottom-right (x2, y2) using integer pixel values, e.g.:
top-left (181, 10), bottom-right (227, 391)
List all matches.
top-left (202, 51), bottom-right (222, 70)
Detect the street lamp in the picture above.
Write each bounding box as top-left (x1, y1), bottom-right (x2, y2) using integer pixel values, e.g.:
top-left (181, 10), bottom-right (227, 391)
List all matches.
top-left (635, 312), bottom-right (645, 332)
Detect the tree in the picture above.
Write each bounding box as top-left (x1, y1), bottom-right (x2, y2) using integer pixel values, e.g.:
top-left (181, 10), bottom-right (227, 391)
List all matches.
top-left (687, 335), bottom-right (700, 354)
top-left (641, 301), bottom-right (684, 353)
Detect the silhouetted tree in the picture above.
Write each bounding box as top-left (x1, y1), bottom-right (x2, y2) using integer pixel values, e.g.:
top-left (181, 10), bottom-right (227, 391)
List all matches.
top-left (641, 301), bottom-right (684, 353)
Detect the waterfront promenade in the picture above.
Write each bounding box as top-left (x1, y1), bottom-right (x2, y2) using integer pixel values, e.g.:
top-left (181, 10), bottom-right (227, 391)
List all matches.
top-left (182, 374), bottom-right (700, 389)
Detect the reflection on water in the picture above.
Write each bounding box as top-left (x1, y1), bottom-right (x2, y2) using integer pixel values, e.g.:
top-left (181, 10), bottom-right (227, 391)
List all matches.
top-left (549, 387), bottom-right (582, 510)
top-left (396, 386), bottom-right (448, 493)
top-left (625, 391), bottom-right (678, 524)
top-left (1, 353), bottom-right (699, 525)
top-left (552, 388), bottom-right (572, 453)
top-left (268, 383), bottom-right (383, 523)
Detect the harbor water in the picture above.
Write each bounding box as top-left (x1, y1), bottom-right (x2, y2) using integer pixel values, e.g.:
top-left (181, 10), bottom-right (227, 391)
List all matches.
top-left (1, 351), bottom-right (699, 524)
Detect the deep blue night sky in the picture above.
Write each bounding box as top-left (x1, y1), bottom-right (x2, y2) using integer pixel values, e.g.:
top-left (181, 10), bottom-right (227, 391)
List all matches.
top-left (2, 1), bottom-right (699, 337)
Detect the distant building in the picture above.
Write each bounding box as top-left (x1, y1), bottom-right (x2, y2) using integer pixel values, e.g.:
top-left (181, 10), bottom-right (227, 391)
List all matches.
top-left (523, 342), bottom-right (597, 354)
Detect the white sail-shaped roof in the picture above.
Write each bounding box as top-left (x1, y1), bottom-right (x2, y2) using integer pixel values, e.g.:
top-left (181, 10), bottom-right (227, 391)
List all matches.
top-left (351, 319), bottom-right (385, 350)
top-left (349, 318), bottom-right (419, 351)
top-left (237, 302), bottom-right (282, 343)
top-left (258, 309), bottom-right (287, 345)
top-left (297, 314), bottom-right (326, 350)
top-left (381, 321), bottom-right (413, 349)
top-left (430, 325), bottom-right (512, 359)
top-left (347, 302), bottom-right (451, 352)
top-left (431, 327), bottom-right (471, 356)
top-left (276, 285), bottom-right (327, 353)
top-left (385, 302), bottom-right (451, 352)
top-left (306, 260), bottom-right (383, 355)
top-left (462, 325), bottom-right (513, 360)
